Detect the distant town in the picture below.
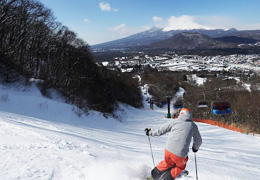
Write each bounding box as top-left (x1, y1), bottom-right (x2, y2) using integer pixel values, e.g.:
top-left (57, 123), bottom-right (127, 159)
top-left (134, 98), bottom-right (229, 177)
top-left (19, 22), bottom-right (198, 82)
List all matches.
top-left (98, 53), bottom-right (260, 77)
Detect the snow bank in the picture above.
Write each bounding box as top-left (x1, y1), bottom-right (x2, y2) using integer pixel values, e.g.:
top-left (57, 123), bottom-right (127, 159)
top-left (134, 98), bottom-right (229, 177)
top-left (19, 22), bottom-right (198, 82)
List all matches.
top-left (187, 74), bottom-right (207, 86)
top-left (0, 82), bottom-right (260, 180)
top-left (242, 83), bottom-right (251, 92)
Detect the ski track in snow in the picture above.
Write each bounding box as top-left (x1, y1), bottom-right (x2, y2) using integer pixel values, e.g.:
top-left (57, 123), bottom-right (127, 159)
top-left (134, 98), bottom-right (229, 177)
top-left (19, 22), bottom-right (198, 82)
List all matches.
top-left (0, 84), bottom-right (260, 180)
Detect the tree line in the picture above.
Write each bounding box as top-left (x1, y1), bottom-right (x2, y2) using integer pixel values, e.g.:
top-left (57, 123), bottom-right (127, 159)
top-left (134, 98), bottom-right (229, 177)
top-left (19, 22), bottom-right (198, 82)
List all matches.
top-left (182, 77), bottom-right (260, 134)
top-left (0, 0), bottom-right (143, 113)
top-left (141, 72), bottom-right (260, 134)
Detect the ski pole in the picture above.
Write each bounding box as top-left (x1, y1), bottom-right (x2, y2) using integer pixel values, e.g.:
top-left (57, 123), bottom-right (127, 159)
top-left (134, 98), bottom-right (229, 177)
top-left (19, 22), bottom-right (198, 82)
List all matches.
top-left (148, 136), bottom-right (155, 167)
top-left (194, 152), bottom-right (198, 180)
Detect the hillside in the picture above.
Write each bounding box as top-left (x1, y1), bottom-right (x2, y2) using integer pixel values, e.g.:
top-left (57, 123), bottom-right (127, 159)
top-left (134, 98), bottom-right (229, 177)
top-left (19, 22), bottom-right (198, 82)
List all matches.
top-left (0, 0), bottom-right (142, 113)
top-left (214, 36), bottom-right (258, 44)
top-left (0, 82), bottom-right (260, 180)
top-left (150, 32), bottom-right (236, 50)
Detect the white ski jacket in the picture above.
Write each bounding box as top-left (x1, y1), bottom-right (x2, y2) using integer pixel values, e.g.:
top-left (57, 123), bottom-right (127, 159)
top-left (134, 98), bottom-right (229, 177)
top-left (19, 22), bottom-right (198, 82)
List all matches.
top-left (150, 110), bottom-right (202, 158)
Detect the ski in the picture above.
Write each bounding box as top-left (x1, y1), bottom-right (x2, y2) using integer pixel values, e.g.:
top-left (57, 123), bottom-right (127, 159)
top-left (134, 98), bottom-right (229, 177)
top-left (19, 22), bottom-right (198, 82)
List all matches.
top-left (146, 170), bottom-right (189, 180)
top-left (146, 176), bottom-right (153, 180)
top-left (177, 170), bottom-right (189, 178)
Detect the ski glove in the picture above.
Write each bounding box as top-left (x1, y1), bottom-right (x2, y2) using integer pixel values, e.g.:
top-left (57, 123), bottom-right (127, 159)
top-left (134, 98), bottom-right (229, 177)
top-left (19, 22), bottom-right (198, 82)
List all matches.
top-left (145, 128), bottom-right (151, 136)
top-left (192, 147), bottom-right (198, 153)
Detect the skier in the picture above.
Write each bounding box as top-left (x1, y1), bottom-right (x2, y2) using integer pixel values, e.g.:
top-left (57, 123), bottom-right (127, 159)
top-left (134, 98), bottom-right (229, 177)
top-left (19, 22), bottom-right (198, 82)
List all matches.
top-left (150, 100), bottom-right (154, 110)
top-left (172, 113), bottom-right (178, 119)
top-left (171, 108), bottom-right (181, 119)
top-left (145, 108), bottom-right (202, 180)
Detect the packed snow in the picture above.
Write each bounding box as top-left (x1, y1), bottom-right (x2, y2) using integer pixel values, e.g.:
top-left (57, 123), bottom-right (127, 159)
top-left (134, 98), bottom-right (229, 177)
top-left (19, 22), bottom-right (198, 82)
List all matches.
top-left (0, 82), bottom-right (260, 180)
top-left (242, 83), bottom-right (252, 92)
top-left (187, 74), bottom-right (207, 86)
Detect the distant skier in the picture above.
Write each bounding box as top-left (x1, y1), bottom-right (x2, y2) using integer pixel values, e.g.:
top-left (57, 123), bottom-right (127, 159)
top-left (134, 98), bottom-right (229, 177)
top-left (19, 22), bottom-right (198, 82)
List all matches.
top-left (172, 113), bottom-right (178, 119)
top-left (150, 100), bottom-right (154, 110)
top-left (171, 108), bottom-right (181, 119)
top-left (145, 108), bottom-right (202, 180)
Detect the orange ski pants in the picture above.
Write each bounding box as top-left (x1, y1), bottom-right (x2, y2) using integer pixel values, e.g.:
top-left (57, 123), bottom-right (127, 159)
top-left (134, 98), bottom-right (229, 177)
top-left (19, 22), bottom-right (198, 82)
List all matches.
top-left (156, 149), bottom-right (188, 178)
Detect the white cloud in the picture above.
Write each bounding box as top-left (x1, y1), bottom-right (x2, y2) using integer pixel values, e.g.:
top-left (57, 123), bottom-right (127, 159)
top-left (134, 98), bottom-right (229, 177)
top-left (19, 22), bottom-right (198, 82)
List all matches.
top-left (99, 2), bottom-right (110, 11)
top-left (84, 18), bottom-right (90, 23)
top-left (240, 23), bottom-right (260, 30)
top-left (196, 16), bottom-right (260, 30)
top-left (152, 16), bottom-right (165, 28)
top-left (163, 15), bottom-right (213, 31)
top-left (112, 24), bottom-right (126, 31)
top-left (109, 24), bottom-right (148, 38)
top-left (109, 24), bottom-right (127, 37)
top-left (153, 16), bottom-right (163, 22)
top-left (99, 2), bottom-right (118, 12)
top-left (196, 16), bottom-right (234, 29)
top-left (142, 26), bottom-right (152, 31)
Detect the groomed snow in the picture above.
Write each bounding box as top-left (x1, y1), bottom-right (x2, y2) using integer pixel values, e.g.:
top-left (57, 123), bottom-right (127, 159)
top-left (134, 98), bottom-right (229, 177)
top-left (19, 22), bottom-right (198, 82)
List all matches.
top-left (0, 83), bottom-right (260, 180)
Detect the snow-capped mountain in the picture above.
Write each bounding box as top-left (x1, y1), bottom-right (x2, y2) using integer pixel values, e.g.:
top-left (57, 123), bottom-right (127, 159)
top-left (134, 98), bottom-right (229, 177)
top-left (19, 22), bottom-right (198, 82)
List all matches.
top-left (92, 27), bottom-right (260, 50)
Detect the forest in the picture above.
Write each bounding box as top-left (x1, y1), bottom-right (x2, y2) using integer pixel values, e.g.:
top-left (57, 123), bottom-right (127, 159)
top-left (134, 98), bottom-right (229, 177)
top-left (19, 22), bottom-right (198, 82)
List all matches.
top-left (140, 71), bottom-right (260, 134)
top-left (0, 0), bottom-right (142, 113)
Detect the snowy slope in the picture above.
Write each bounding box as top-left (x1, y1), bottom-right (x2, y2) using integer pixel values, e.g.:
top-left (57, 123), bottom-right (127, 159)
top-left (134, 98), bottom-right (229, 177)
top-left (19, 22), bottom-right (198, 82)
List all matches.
top-left (0, 83), bottom-right (260, 180)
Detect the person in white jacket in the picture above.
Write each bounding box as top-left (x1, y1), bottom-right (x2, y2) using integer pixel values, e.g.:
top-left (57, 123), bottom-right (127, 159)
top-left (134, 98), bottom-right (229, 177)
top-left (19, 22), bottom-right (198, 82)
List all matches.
top-left (145, 108), bottom-right (202, 180)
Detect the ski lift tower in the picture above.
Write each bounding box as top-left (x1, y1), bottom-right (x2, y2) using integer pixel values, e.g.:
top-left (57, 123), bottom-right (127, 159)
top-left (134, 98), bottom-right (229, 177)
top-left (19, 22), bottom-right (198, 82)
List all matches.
top-left (166, 96), bottom-right (172, 118)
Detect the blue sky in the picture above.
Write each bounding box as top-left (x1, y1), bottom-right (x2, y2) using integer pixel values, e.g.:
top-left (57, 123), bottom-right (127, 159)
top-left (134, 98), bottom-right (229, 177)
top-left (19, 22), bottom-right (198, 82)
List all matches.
top-left (39, 0), bottom-right (260, 45)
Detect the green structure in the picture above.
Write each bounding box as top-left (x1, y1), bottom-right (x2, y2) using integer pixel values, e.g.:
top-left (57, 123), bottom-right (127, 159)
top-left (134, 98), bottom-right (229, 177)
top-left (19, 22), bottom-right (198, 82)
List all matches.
top-left (166, 96), bottom-right (171, 118)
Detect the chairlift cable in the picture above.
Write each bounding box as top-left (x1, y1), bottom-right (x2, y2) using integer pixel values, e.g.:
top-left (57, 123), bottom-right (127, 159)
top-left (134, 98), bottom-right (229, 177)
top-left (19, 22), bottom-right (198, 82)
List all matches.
top-left (183, 83), bottom-right (248, 97)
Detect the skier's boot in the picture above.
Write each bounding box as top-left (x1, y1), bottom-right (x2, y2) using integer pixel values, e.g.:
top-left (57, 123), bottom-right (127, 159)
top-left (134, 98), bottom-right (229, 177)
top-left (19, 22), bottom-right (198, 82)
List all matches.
top-left (151, 167), bottom-right (165, 180)
top-left (158, 170), bottom-right (175, 180)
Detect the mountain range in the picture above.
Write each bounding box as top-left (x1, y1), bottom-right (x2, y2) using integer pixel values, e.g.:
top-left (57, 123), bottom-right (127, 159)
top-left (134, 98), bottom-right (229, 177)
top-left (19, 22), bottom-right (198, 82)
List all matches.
top-left (92, 27), bottom-right (260, 51)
